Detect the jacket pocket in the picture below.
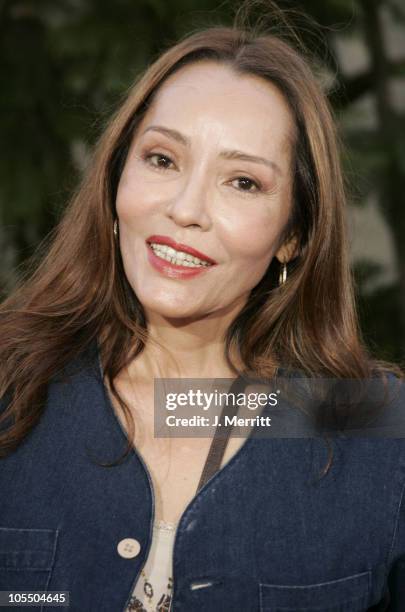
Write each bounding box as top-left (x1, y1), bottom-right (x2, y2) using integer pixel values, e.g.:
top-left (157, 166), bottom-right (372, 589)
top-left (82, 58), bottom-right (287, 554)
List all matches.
top-left (0, 527), bottom-right (59, 593)
top-left (259, 570), bottom-right (371, 611)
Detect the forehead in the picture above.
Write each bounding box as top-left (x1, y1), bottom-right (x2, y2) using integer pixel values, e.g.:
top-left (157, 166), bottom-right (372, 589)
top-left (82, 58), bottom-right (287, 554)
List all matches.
top-left (139, 61), bottom-right (295, 152)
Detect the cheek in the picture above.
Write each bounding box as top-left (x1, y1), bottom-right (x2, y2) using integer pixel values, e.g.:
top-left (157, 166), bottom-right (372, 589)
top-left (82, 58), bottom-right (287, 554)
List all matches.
top-left (116, 184), bottom-right (151, 226)
top-left (116, 166), bottom-right (169, 224)
top-left (222, 207), bottom-right (286, 264)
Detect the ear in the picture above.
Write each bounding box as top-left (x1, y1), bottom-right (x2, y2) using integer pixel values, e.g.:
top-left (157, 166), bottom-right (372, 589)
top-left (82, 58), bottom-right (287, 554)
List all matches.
top-left (275, 232), bottom-right (299, 264)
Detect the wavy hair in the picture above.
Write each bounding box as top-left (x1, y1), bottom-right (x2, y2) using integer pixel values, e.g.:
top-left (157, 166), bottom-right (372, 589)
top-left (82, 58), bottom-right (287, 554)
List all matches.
top-left (0, 10), bottom-right (401, 465)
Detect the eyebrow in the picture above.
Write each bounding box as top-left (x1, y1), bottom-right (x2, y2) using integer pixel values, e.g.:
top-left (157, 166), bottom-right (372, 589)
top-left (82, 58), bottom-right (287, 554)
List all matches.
top-left (141, 125), bottom-right (282, 175)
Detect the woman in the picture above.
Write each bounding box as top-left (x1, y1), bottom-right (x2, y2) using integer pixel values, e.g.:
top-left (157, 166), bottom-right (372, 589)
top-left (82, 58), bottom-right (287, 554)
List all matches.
top-left (0, 7), bottom-right (404, 612)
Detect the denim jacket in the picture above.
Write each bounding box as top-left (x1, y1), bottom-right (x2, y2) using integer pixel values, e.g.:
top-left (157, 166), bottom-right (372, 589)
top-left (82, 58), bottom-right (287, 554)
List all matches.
top-left (1, 340), bottom-right (405, 611)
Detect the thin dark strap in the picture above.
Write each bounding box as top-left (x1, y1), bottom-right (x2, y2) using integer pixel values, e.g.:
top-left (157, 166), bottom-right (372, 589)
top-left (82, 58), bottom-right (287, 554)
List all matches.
top-left (196, 376), bottom-right (249, 493)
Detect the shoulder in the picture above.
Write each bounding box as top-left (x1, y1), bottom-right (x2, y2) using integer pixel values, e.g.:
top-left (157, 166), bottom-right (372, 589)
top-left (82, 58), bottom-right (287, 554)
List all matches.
top-left (0, 339), bottom-right (103, 438)
top-left (364, 372), bottom-right (405, 437)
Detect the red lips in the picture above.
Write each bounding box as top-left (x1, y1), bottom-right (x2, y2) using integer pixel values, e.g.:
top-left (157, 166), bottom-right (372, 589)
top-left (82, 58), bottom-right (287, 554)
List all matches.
top-left (146, 235), bottom-right (217, 265)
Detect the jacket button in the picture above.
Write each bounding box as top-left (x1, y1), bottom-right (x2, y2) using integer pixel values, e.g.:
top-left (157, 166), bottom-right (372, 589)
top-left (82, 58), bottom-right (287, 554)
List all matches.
top-left (117, 538), bottom-right (141, 559)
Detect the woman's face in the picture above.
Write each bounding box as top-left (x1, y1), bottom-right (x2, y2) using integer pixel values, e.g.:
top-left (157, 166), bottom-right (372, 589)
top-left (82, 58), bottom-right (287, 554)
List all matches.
top-left (116, 61), bottom-right (296, 321)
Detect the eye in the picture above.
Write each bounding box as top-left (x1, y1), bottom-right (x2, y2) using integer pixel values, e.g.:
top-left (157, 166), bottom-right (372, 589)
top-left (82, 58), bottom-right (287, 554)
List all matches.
top-left (231, 176), bottom-right (262, 194)
top-left (144, 152), bottom-right (175, 170)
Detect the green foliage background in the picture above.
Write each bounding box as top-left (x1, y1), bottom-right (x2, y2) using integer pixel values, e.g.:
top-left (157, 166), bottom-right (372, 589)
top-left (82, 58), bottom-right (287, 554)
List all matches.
top-left (1, 0), bottom-right (404, 363)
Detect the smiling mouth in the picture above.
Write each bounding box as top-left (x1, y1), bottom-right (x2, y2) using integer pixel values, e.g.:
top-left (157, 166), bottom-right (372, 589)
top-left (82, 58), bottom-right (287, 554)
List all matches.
top-left (147, 242), bottom-right (214, 268)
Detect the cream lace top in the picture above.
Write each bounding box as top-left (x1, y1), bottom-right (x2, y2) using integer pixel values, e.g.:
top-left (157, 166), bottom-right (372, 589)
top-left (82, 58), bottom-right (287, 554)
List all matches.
top-left (125, 519), bottom-right (176, 612)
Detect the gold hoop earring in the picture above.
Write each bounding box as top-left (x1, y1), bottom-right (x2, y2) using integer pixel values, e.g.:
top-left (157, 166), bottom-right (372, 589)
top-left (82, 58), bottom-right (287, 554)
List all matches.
top-left (279, 262), bottom-right (287, 286)
top-left (113, 219), bottom-right (118, 238)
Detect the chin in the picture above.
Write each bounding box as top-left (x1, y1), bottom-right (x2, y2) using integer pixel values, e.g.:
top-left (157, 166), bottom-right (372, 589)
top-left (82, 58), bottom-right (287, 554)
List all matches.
top-left (139, 294), bottom-right (203, 320)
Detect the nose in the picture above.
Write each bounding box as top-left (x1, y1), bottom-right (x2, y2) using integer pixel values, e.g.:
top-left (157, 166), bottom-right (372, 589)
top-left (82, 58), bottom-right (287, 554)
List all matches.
top-left (165, 168), bottom-right (212, 230)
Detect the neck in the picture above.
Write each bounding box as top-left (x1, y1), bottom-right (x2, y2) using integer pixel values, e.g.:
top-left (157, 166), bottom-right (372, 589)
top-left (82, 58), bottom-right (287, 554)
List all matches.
top-left (128, 307), bottom-right (243, 381)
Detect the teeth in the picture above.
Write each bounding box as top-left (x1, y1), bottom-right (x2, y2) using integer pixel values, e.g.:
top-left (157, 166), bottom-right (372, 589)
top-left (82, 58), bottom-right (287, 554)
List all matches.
top-left (149, 242), bottom-right (212, 267)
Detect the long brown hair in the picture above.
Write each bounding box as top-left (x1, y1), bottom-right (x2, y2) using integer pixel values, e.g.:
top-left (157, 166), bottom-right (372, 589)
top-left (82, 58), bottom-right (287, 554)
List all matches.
top-left (0, 9), bottom-right (401, 463)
